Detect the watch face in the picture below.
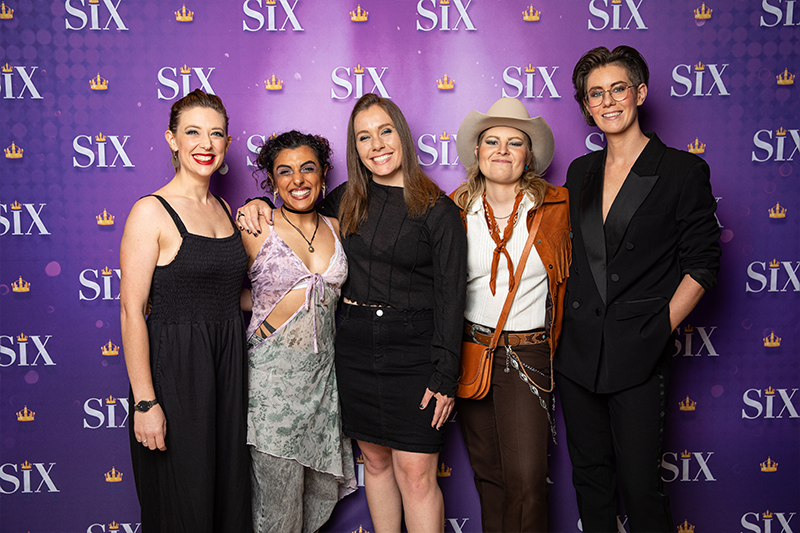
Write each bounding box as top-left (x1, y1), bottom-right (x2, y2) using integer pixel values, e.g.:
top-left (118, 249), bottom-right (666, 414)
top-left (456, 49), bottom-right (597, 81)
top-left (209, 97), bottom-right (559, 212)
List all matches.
top-left (136, 400), bottom-right (151, 412)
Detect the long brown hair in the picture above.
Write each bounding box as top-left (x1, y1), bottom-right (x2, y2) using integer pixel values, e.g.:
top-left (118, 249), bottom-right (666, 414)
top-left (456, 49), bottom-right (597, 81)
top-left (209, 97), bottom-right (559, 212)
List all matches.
top-left (452, 130), bottom-right (551, 212)
top-left (338, 93), bottom-right (441, 237)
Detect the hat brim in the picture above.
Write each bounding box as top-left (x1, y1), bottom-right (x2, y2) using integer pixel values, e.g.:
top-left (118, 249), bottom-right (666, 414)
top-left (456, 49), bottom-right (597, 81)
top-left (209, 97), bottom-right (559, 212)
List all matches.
top-left (456, 109), bottom-right (554, 176)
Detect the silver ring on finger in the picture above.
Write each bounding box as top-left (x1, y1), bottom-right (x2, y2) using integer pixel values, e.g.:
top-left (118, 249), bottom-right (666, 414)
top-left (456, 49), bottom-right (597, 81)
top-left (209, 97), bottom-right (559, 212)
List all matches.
top-left (142, 440), bottom-right (147, 445)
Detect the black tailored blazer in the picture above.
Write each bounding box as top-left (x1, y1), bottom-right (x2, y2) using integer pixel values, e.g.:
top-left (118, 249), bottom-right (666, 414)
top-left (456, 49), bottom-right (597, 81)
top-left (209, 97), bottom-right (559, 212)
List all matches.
top-left (554, 132), bottom-right (721, 393)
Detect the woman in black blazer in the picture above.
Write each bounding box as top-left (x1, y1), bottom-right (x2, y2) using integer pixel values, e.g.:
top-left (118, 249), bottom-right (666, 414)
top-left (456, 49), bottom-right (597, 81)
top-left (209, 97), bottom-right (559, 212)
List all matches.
top-left (555, 46), bottom-right (721, 532)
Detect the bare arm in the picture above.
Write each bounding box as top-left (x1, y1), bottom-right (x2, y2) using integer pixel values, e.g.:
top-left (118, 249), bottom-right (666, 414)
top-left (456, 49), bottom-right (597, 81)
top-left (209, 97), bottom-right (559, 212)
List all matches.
top-left (120, 198), bottom-right (168, 451)
top-left (668, 274), bottom-right (706, 332)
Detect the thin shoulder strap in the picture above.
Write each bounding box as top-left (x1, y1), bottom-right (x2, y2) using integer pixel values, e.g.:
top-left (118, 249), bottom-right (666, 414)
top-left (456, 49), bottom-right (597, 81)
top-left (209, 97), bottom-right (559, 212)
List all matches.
top-left (147, 195), bottom-right (187, 235)
top-left (212, 194), bottom-right (238, 233)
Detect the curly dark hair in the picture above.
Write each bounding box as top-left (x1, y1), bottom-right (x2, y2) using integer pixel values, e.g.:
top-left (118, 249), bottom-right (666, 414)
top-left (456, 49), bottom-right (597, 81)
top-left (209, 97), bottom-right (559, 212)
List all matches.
top-left (572, 45), bottom-right (649, 127)
top-left (252, 130), bottom-right (333, 192)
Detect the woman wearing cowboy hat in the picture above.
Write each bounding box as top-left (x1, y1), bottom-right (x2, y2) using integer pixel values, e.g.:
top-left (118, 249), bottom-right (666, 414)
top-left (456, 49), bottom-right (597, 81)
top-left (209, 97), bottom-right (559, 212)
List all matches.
top-left (451, 97), bottom-right (571, 532)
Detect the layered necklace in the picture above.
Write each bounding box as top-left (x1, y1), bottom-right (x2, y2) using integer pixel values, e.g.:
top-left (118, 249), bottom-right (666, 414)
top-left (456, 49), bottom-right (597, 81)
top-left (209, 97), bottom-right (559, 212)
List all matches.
top-left (281, 206), bottom-right (319, 253)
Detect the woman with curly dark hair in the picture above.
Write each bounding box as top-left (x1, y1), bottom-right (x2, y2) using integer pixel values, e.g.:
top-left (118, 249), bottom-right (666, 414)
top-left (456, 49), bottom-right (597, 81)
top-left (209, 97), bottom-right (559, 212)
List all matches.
top-left (241, 130), bottom-right (356, 532)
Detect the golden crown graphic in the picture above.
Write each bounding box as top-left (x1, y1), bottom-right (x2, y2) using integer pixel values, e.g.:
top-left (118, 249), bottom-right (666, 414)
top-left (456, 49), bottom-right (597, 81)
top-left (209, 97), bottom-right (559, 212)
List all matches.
top-left (694, 62), bottom-right (705, 71)
top-left (90, 73), bottom-right (108, 91)
top-left (0, 2), bottom-right (13, 19)
top-left (265, 0), bottom-right (276, 4)
top-left (763, 331), bottom-right (781, 347)
top-left (95, 132), bottom-right (106, 142)
top-left (440, 0), bottom-right (450, 4)
top-left (439, 131), bottom-right (450, 141)
top-left (765, 386), bottom-right (775, 395)
top-left (523, 5), bottom-right (540, 21)
top-left (679, 395), bottom-right (696, 411)
top-left (769, 258), bottom-right (780, 268)
top-left (88, 0), bottom-right (99, 3)
top-left (97, 208), bottom-right (115, 225)
top-left (105, 467), bottom-right (123, 482)
top-left (355, 453), bottom-right (364, 463)
top-left (101, 266), bottom-right (113, 276)
top-left (764, 511), bottom-right (773, 519)
top-left (21, 461), bottom-right (32, 470)
top-left (611, 0), bottom-right (621, 3)
top-left (681, 450), bottom-right (692, 459)
top-left (677, 520), bottom-right (695, 533)
top-left (180, 64), bottom-right (192, 74)
top-left (5, 142), bottom-right (23, 159)
top-left (776, 127), bottom-right (787, 136)
top-left (769, 203), bottom-right (787, 219)
top-left (175, 4), bottom-right (193, 22)
top-left (11, 200), bottom-right (21, 210)
top-left (350, 4), bottom-right (368, 22)
top-left (106, 395), bottom-right (117, 404)
top-left (12, 276), bottom-right (30, 293)
top-left (352, 527), bottom-right (370, 533)
top-left (1, 63), bottom-right (12, 73)
top-left (264, 74), bottom-right (283, 91)
top-left (109, 522), bottom-right (120, 531)
top-left (354, 64), bottom-right (365, 74)
top-left (694, 2), bottom-right (712, 19)
top-left (16, 406), bottom-right (35, 421)
top-left (760, 457), bottom-right (778, 472)
top-left (687, 138), bottom-right (705, 154)
top-left (16, 332), bottom-right (28, 342)
top-left (437, 463), bottom-right (452, 477)
top-left (683, 324), bottom-right (694, 333)
top-left (525, 63), bottom-right (536, 73)
top-left (777, 68), bottom-right (795, 85)
top-left (437, 74), bottom-right (455, 90)
top-left (102, 340), bottom-right (120, 356)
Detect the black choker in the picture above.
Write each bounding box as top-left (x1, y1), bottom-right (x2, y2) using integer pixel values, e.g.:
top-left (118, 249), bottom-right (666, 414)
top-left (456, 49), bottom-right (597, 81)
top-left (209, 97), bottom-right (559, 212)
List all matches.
top-left (281, 204), bottom-right (316, 215)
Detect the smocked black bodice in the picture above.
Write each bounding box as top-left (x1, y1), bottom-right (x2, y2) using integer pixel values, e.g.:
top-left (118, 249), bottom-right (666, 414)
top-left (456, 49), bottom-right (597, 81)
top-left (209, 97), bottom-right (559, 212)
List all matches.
top-left (146, 195), bottom-right (247, 324)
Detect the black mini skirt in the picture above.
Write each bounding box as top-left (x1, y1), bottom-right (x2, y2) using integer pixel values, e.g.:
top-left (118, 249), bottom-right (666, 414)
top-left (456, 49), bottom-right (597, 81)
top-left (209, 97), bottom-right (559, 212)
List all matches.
top-left (335, 304), bottom-right (445, 453)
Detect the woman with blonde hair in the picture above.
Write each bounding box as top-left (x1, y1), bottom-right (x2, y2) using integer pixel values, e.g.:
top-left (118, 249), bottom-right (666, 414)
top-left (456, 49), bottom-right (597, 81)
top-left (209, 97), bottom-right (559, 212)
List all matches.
top-left (452, 97), bottom-right (570, 532)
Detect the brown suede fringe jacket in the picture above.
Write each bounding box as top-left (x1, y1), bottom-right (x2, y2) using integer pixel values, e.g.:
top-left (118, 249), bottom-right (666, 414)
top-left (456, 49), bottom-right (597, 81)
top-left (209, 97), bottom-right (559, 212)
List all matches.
top-left (450, 185), bottom-right (571, 358)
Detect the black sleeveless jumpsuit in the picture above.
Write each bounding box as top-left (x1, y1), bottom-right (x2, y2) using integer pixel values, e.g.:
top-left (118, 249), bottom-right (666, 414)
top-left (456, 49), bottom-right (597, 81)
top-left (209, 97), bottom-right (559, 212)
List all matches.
top-left (128, 194), bottom-right (251, 532)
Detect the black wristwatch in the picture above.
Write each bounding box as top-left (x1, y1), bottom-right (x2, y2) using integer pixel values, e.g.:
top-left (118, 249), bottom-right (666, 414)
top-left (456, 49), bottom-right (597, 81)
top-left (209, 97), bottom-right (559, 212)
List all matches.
top-left (134, 399), bottom-right (159, 413)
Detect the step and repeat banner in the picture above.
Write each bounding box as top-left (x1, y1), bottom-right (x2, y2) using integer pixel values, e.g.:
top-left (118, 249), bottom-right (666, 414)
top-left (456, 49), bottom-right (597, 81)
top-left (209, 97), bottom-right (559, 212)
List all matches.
top-left (1, 1), bottom-right (798, 532)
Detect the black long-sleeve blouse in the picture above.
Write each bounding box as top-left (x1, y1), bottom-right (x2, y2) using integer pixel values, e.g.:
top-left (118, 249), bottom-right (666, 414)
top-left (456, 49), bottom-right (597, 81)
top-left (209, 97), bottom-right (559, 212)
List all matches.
top-left (320, 180), bottom-right (467, 396)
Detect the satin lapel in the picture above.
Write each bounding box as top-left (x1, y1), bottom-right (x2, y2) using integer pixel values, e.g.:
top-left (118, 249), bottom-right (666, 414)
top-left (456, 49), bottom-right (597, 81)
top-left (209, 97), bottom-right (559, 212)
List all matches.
top-left (579, 159), bottom-right (608, 305)
top-left (604, 171), bottom-right (659, 259)
top-left (604, 133), bottom-right (667, 260)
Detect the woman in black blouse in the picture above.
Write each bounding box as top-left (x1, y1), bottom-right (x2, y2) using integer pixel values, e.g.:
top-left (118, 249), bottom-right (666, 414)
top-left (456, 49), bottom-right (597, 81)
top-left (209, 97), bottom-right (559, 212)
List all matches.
top-left (238, 93), bottom-right (467, 533)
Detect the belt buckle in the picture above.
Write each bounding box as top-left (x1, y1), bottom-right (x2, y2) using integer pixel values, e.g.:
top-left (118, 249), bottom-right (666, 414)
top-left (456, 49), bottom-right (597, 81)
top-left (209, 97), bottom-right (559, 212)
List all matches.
top-left (470, 323), bottom-right (491, 346)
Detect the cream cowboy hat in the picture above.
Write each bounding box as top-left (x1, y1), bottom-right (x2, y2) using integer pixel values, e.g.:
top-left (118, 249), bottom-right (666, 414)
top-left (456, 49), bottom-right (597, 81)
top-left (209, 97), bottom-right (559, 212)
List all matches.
top-left (456, 97), bottom-right (554, 175)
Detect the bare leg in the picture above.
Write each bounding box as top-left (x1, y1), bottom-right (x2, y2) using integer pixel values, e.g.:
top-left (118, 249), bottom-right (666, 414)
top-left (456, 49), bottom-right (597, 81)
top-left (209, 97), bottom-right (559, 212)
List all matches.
top-left (359, 441), bottom-right (402, 533)
top-left (393, 450), bottom-right (444, 533)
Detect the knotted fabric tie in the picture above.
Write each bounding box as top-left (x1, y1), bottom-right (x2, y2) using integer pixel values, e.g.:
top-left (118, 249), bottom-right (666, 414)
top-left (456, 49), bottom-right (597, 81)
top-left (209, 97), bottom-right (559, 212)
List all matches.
top-left (482, 191), bottom-right (524, 296)
top-left (303, 272), bottom-right (326, 353)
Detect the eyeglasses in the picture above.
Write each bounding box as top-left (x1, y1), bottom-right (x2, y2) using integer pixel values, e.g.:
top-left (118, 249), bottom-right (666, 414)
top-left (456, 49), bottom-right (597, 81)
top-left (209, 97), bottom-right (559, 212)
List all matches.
top-left (584, 84), bottom-right (636, 107)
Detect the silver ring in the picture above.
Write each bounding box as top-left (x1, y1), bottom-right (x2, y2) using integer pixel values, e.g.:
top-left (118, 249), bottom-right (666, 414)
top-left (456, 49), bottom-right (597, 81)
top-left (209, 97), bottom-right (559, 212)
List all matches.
top-left (142, 440), bottom-right (147, 445)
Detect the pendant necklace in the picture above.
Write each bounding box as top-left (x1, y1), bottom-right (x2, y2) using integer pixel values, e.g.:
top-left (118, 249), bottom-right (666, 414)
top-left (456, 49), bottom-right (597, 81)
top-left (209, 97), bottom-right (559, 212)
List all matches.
top-left (281, 207), bottom-right (319, 253)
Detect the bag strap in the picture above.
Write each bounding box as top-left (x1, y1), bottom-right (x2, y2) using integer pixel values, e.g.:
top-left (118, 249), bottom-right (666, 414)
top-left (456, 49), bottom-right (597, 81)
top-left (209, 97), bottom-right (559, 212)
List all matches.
top-left (485, 206), bottom-right (545, 352)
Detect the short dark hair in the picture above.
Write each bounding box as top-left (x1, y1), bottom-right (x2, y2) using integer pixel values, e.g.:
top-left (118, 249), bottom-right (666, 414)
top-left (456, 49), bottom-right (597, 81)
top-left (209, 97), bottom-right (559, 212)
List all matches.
top-left (572, 45), bottom-right (650, 126)
top-left (168, 89), bottom-right (229, 134)
top-left (253, 130), bottom-right (333, 192)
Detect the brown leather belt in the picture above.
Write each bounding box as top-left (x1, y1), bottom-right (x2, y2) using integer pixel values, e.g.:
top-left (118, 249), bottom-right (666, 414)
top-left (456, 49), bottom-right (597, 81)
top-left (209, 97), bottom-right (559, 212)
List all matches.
top-left (464, 321), bottom-right (546, 347)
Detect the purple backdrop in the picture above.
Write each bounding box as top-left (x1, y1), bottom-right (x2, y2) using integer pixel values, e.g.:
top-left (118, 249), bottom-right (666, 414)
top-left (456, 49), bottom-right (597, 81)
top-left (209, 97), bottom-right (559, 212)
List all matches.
top-left (1, 1), bottom-right (798, 532)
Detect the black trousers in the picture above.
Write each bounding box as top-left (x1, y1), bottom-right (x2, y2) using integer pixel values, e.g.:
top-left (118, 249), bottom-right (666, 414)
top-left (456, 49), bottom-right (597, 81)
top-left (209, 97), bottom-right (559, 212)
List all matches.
top-left (457, 341), bottom-right (551, 533)
top-left (557, 354), bottom-right (673, 533)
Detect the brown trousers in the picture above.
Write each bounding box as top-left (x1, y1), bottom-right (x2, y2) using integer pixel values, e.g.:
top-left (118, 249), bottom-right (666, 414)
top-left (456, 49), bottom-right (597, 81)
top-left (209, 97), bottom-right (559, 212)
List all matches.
top-left (457, 341), bottom-right (551, 533)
